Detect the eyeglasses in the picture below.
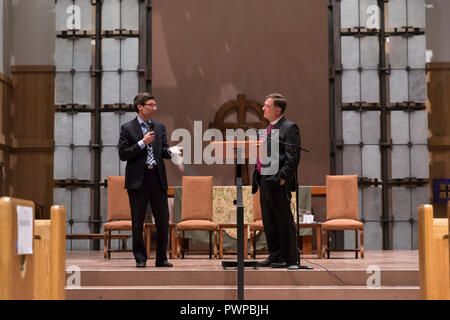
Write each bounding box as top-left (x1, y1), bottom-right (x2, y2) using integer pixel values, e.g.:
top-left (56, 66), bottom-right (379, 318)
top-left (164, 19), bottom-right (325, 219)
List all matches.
top-left (144, 103), bottom-right (158, 109)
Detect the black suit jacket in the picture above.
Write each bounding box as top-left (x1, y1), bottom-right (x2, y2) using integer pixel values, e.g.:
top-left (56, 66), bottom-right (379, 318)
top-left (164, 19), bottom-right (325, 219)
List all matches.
top-left (252, 116), bottom-right (301, 194)
top-left (118, 117), bottom-right (171, 190)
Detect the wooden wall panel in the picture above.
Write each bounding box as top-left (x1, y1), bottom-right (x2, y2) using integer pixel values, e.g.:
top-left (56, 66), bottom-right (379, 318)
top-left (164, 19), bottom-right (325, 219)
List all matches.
top-left (427, 62), bottom-right (450, 218)
top-left (8, 66), bottom-right (55, 218)
top-left (0, 72), bottom-right (12, 197)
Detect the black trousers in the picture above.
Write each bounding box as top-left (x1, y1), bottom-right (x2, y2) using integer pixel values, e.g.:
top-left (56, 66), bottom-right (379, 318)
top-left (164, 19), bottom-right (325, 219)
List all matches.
top-left (259, 178), bottom-right (297, 264)
top-left (127, 168), bottom-right (170, 263)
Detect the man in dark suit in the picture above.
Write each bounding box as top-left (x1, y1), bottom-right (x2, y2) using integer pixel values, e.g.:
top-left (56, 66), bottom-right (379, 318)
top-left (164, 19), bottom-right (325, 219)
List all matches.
top-left (118, 92), bottom-right (175, 268)
top-left (252, 93), bottom-right (301, 269)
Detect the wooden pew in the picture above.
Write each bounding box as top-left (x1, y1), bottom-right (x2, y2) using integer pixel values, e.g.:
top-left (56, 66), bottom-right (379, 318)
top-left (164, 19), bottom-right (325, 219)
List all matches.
top-left (33, 205), bottom-right (66, 300)
top-left (0, 197), bottom-right (36, 299)
top-left (0, 197), bottom-right (66, 300)
top-left (418, 204), bottom-right (449, 300)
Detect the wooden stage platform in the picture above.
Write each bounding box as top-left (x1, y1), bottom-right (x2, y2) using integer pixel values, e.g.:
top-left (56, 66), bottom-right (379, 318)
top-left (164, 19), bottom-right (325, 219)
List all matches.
top-left (65, 250), bottom-right (420, 300)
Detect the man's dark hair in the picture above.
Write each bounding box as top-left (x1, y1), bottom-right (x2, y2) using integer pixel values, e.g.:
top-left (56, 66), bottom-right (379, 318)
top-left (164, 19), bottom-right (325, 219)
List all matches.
top-left (133, 92), bottom-right (155, 113)
top-left (266, 93), bottom-right (287, 114)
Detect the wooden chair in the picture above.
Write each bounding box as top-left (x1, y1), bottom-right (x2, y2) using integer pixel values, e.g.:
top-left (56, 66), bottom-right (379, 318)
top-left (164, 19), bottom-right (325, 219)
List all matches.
top-left (176, 176), bottom-right (218, 258)
top-left (322, 175), bottom-right (364, 259)
top-left (249, 189), bottom-right (266, 258)
top-left (418, 204), bottom-right (449, 300)
top-left (104, 176), bottom-right (132, 258)
top-left (103, 176), bottom-right (151, 259)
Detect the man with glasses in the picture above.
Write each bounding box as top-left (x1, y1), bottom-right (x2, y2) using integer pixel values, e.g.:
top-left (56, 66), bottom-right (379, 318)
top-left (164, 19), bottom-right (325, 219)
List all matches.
top-left (119, 92), bottom-right (176, 268)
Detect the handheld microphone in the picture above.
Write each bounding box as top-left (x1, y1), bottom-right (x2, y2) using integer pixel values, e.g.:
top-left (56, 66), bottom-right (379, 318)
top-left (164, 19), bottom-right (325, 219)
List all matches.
top-left (149, 122), bottom-right (155, 131)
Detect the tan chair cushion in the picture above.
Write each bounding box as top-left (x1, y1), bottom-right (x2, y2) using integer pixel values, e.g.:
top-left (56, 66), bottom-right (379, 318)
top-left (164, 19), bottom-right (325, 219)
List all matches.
top-left (107, 176), bottom-right (131, 221)
top-left (252, 190), bottom-right (262, 221)
top-left (181, 176), bottom-right (213, 221)
top-left (104, 220), bottom-right (132, 231)
top-left (249, 220), bottom-right (264, 231)
top-left (322, 219), bottom-right (364, 231)
top-left (177, 220), bottom-right (218, 231)
top-left (326, 175), bottom-right (358, 220)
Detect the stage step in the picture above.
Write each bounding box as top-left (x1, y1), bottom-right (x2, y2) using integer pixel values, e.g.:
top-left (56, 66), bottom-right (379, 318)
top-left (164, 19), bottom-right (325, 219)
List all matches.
top-left (65, 251), bottom-right (420, 300)
top-left (70, 269), bottom-right (418, 287)
top-left (66, 285), bottom-right (420, 300)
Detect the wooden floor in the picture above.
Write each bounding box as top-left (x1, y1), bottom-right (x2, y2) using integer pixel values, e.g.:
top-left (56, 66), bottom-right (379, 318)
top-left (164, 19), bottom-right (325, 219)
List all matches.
top-left (67, 250), bottom-right (418, 270)
top-left (66, 250), bottom-right (420, 300)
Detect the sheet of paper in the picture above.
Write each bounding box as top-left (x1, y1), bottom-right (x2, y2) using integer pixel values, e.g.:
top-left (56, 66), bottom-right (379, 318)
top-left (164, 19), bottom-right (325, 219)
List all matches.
top-left (17, 205), bottom-right (34, 255)
top-left (169, 146), bottom-right (182, 155)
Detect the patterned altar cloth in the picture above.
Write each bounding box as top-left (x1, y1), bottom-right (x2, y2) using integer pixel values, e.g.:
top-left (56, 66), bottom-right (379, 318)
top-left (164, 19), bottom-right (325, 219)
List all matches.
top-left (173, 186), bottom-right (313, 240)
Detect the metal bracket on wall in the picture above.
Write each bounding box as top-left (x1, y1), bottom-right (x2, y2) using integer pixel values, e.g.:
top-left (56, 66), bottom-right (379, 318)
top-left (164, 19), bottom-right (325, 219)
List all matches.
top-left (55, 104), bottom-right (94, 113)
top-left (103, 29), bottom-right (139, 39)
top-left (358, 178), bottom-right (383, 187)
top-left (341, 27), bottom-right (379, 37)
top-left (57, 31), bottom-right (93, 39)
top-left (89, 140), bottom-right (102, 151)
top-left (138, 66), bottom-right (152, 80)
top-left (90, 65), bottom-right (103, 77)
top-left (388, 102), bottom-right (427, 111)
top-left (378, 64), bottom-right (391, 75)
top-left (389, 178), bottom-right (428, 188)
top-left (328, 64), bottom-right (342, 80)
top-left (379, 138), bottom-right (393, 149)
top-left (386, 27), bottom-right (425, 37)
top-left (54, 179), bottom-right (95, 189)
top-left (88, 216), bottom-right (102, 225)
top-left (101, 104), bottom-right (135, 113)
top-left (342, 102), bottom-right (382, 111)
top-left (54, 179), bottom-right (107, 189)
top-left (329, 138), bottom-right (344, 155)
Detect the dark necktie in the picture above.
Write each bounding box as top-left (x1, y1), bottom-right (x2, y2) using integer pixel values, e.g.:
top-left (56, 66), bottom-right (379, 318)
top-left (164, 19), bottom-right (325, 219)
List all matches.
top-left (257, 124), bottom-right (275, 174)
top-left (143, 122), bottom-right (156, 165)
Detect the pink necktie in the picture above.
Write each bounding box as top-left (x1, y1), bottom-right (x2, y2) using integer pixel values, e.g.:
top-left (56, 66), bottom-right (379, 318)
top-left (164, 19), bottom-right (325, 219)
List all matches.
top-left (257, 124), bottom-right (275, 174)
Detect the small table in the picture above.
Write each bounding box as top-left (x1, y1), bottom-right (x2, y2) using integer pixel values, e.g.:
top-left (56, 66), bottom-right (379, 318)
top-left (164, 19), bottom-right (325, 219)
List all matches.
top-left (219, 223), bottom-right (248, 259)
top-left (297, 222), bottom-right (322, 259)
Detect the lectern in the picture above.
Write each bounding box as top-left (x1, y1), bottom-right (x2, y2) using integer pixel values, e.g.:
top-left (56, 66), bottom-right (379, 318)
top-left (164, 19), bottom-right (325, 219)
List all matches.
top-left (210, 141), bottom-right (260, 300)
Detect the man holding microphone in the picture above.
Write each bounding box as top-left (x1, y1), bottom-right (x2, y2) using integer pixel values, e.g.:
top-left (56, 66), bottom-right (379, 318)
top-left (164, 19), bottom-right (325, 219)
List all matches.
top-left (118, 92), bottom-right (180, 268)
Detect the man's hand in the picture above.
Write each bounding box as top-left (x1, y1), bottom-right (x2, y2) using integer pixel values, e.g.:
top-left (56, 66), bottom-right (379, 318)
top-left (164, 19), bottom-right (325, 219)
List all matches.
top-left (280, 178), bottom-right (285, 186)
top-left (142, 131), bottom-right (155, 145)
top-left (169, 146), bottom-right (183, 156)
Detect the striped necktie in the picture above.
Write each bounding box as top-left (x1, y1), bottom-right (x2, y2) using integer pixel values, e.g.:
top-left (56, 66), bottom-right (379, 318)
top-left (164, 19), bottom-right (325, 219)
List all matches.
top-left (143, 122), bottom-right (156, 165)
top-left (257, 124), bottom-right (275, 174)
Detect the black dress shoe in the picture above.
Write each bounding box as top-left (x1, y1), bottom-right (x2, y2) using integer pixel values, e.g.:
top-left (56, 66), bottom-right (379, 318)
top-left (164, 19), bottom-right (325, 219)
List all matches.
top-left (256, 258), bottom-right (275, 267)
top-left (155, 261), bottom-right (173, 267)
top-left (270, 262), bottom-right (287, 268)
top-left (287, 264), bottom-right (300, 270)
top-left (136, 261), bottom-right (146, 268)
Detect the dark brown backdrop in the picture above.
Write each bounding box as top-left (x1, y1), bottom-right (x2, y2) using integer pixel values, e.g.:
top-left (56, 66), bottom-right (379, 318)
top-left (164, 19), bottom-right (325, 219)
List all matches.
top-left (152, 0), bottom-right (329, 196)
